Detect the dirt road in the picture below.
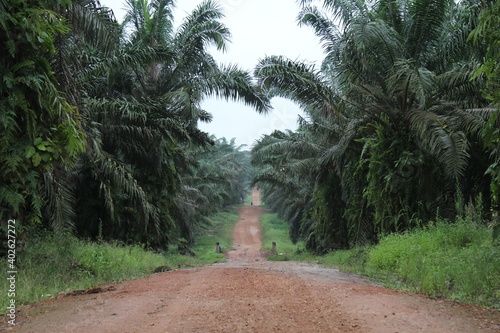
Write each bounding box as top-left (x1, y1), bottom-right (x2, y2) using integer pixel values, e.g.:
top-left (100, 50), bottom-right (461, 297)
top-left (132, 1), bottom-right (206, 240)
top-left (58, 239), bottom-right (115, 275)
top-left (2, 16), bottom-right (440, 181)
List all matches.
top-left (6, 190), bottom-right (500, 332)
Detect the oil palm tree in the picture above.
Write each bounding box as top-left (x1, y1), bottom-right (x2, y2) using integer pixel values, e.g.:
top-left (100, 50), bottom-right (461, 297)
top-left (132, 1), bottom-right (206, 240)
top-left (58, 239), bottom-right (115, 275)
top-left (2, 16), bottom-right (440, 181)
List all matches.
top-left (72, 0), bottom-right (270, 247)
top-left (177, 137), bottom-right (252, 241)
top-left (470, 0), bottom-right (500, 213)
top-left (251, 126), bottom-right (324, 244)
top-left (300, 0), bottom-right (491, 227)
top-left (252, 0), bottom-right (493, 251)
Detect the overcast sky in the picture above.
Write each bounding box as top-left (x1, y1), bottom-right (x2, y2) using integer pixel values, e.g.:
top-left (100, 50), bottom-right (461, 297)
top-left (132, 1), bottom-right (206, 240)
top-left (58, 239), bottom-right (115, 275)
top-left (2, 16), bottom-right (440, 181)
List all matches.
top-left (100, 0), bottom-right (325, 149)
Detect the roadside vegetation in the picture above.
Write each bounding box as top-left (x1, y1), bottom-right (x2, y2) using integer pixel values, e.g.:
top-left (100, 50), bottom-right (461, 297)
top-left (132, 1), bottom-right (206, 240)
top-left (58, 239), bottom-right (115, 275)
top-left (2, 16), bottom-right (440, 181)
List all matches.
top-left (0, 209), bottom-right (239, 314)
top-left (251, 0), bottom-right (500, 254)
top-left (260, 213), bottom-right (312, 261)
top-left (1, 0), bottom-right (264, 250)
top-left (1, 0), bottom-right (257, 316)
top-left (263, 212), bottom-right (500, 309)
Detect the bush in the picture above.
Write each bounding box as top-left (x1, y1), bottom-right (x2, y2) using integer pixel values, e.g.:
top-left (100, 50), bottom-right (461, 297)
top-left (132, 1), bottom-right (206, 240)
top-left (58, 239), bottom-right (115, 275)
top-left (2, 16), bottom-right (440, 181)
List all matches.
top-left (365, 220), bottom-right (499, 308)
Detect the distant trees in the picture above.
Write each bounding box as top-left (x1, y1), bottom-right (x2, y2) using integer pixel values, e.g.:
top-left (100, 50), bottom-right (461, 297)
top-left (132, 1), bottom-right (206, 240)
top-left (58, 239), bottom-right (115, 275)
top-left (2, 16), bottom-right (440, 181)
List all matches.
top-left (177, 137), bottom-right (253, 240)
top-left (252, 0), bottom-right (497, 253)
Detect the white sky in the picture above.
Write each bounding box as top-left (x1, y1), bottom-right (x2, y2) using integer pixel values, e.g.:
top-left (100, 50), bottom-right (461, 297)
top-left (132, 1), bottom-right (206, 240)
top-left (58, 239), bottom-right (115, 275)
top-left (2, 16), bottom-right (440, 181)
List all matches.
top-left (100, 0), bottom-right (325, 149)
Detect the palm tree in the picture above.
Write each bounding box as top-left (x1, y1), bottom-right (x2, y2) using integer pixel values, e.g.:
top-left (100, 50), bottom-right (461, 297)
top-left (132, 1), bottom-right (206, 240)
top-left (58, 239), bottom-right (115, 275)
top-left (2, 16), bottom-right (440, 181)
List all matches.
top-left (0, 0), bottom-right (86, 225)
top-left (177, 137), bottom-right (252, 241)
top-left (123, 0), bottom-right (174, 82)
top-left (252, 0), bottom-right (493, 252)
top-left (470, 0), bottom-right (500, 213)
top-left (251, 128), bottom-right (321, 244)
top-left (300, 0), bottom-right (491, 225)
top-left (41, 0), bottom-right (120, 232)
top-left (71, 0), bottom-right (270, 247)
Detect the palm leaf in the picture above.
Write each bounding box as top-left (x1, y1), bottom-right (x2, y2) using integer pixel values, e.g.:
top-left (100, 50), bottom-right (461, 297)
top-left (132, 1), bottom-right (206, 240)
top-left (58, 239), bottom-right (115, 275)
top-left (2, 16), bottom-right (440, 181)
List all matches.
top-left (405, 0), bottom-right (451, 61)
top-left (406, 110), bottom-right (470, 177)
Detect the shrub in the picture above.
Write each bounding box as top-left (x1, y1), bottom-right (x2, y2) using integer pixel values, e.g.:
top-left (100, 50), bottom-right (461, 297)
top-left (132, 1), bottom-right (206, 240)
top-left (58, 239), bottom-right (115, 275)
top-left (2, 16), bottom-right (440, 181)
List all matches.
top-left (365, 220), bottom-right (499, 308)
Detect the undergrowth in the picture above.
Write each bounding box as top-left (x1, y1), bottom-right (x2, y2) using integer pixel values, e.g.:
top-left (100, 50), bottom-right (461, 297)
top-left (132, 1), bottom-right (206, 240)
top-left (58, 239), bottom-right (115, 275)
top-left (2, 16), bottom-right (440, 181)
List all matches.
top-left (262, 212), bottom-right (499, 309)
top-left (0, 208), bottom-right (239, 314)
top-left (0, 231), bottom-right (166, 314)
top-left (260, 213), bottom-right (313, 261)
top-left (364, 219), bottom-right (499, 308)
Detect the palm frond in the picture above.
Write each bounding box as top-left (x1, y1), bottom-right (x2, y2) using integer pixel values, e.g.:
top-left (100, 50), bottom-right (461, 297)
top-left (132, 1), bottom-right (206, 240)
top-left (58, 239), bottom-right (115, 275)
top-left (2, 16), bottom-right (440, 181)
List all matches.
top-left (299, 0), bottom-right (368, 26)
top-left (175, 0), bottom-right (230, 53)
top-left (406, 110), bottom-right (470, 178)
top-left (255, 55), bottom-right (339, 118)
top-left (297, 6), bottom-right (338, 55)
top-left (387, 59), bottom-right (436, 109)
top-left (43, 172), bottom-right (76, 231)
top-left (67, 0), bottom-right (119, 54)
top-left (200, 63), bottom-right (271, 114)
top-left (436, 61), bottom-right (486, 108)
top-left (405, 0), bottom-right (451, 61)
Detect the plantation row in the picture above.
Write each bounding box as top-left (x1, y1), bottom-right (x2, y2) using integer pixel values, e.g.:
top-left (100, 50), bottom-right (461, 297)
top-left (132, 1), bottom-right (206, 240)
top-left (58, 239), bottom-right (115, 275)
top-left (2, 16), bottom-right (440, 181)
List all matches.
top-left (250, 0), bottom-right (500, 253)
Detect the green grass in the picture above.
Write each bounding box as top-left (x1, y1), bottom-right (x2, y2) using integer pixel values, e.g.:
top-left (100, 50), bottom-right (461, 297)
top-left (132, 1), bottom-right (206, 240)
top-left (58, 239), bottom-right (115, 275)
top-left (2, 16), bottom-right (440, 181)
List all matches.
top-left (0, 231), bottom-right (167, 314)
top-left (260, 213), bottom-right (315, 261)
top-left (317, 246), bottom-right (371, 275)
top-left (364, 220), bottom-right (499, 308)
top-left (189, 209), bottom-right (240, 263)
top-left (259, 212), bottom-right (500, 309)
top-left (0, 208), bottom-right (240, 314)
top-left (244, 193), bottom-right (253, 205)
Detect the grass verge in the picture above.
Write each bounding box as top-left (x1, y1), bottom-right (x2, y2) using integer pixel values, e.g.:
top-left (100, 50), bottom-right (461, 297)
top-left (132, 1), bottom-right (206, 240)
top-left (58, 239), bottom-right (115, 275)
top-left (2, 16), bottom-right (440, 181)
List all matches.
top-left (262, 212), bottom-right (499, 309)
top-left (260, 213), bottom-right (315, 261)
top-left (0, 208), bottom-right (239, 314)
top-left (363, 219), bottom-right (499, 308)
top-left (187, 209), bottom-right (240, 264)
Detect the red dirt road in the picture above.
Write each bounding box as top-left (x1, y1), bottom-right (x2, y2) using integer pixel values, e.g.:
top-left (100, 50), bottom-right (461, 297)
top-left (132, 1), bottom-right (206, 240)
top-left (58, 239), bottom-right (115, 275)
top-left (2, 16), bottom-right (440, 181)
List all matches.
top-left (5, 190), bottom-right (500, 332)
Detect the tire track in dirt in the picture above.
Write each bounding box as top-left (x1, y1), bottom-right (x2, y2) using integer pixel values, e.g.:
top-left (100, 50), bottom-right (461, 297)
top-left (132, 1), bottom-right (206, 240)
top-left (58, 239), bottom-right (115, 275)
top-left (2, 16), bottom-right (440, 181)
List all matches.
top-left (6, 189), bottom-right (500, 332)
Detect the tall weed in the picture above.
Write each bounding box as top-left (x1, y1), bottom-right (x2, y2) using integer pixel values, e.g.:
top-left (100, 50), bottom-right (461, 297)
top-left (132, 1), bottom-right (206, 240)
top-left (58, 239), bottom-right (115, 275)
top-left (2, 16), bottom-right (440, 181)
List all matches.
top-left (366, 219), bottom-right (499, 308)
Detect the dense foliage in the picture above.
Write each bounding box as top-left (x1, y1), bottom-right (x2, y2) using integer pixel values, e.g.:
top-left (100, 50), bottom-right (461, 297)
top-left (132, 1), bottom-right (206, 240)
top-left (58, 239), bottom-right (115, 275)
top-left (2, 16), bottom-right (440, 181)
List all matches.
top-left (0, 0), bottom-right (86, 225)
top-left (251, 0), bottom-right (499, 253)
top-left (470, 0), bottom-right (500, 210)
top-left (0, 0), bottom-right (267, 249)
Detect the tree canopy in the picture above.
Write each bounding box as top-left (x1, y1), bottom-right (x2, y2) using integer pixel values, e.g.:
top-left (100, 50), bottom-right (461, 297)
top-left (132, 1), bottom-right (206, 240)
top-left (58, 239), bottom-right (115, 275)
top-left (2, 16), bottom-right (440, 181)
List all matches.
top-left (1, 0), bottom-right (266, 249)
